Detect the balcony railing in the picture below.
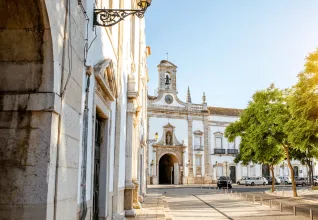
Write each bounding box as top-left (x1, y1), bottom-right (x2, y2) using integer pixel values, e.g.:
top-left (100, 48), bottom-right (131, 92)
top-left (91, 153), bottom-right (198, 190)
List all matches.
top-left (194, 145), bottom-right (204, 151)
top-left (214, 148), bottom-right (225, 154)
top-left (227, 149), bottom-right (238, 154)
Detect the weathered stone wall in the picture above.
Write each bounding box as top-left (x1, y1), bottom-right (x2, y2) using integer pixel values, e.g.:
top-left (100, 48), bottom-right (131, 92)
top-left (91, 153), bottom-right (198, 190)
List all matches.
top-left (0, 0), bottom-right (57, 219)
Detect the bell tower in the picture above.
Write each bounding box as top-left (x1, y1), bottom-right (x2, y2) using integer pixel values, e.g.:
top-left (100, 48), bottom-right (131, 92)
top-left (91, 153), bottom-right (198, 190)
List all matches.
top-left (157, 60), bottom-right (177, 94)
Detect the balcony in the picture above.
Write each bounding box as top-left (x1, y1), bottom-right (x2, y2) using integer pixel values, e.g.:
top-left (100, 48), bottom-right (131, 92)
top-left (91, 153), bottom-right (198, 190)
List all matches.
top-left (227, 149), bottom-right (238, 154)
top-left (194, 145), bottom-right (204, 151)
top-left (214, 148), bottom-right (225, 154)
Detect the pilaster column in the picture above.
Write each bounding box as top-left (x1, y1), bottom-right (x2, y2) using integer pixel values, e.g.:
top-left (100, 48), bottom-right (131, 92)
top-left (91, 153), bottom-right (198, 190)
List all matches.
top-left (204, 117), bottom-right (212, 180)
top-left (125, 100), bottom-right (136, 217)
top-left (188, 119), bottom-right (193, 177)
top-left (182, 150), bottom-right (187, 184)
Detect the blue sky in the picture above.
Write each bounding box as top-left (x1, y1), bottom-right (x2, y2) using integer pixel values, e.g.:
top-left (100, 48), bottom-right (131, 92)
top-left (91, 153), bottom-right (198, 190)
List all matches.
top-left (145, 0), bottom-right (318, 109)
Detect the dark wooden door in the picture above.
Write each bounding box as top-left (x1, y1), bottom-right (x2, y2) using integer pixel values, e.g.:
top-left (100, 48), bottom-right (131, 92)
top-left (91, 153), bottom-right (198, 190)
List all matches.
top-left (93, 117), bottom-right (102, 220)
top-left (230, 166), bottom-right (236, 183)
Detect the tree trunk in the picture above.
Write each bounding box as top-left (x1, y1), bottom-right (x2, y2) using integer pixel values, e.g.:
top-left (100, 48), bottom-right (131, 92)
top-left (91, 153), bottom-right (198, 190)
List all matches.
top-left (284, 146), bottom-right (298, 197)
top-left (270, 164), bottom-right (275, 192)
top-left (309, 161), bottom-right (313, 186)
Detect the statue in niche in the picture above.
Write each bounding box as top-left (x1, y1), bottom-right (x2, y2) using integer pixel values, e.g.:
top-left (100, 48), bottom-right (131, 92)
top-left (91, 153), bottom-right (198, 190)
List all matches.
top-left (166, 132), bottom-right (172, 145)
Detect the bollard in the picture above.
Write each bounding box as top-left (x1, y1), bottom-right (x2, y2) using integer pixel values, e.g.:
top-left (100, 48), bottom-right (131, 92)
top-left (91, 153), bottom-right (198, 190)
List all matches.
top-left (310, 209), bottom-right (313, 220)
top-left (293, 205), bottom-right (296, 216)
top-left (270, 200), bottom-right (272, 208)
top-left (253, 195), bottom-right (255, 203)
top-left (246, 194), bottom-right (248, 201)
top-left (280, 202), bottom-right (282, 212)
top-left (260, 197), bottom-right (263, 206)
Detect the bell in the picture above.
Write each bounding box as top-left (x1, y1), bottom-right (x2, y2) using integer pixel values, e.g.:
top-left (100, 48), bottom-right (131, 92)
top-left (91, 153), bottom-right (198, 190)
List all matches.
top-left (165, 75), bottom-right (171, 85)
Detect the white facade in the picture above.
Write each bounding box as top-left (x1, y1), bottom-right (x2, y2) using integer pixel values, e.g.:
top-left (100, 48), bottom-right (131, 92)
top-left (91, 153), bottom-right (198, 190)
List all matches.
top-left (147, 60), bottom-right (318, 185)
top-left (0, 0), bottom-right (150, 219)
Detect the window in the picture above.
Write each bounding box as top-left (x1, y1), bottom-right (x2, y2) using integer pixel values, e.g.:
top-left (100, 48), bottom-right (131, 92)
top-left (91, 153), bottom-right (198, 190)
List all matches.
top-left (228, 139), bottom-right (235, 149)
top-left (216, 137), bottom-right (222, 149)
top-left (194, 136), bottom-right (202, 146)
top-left (195, 155), bottom-right (202, 166)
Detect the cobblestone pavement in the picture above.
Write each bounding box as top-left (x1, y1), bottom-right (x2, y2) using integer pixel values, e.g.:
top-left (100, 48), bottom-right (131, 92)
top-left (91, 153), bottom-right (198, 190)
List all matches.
top-left (147, 187), bottom-right (314, 220)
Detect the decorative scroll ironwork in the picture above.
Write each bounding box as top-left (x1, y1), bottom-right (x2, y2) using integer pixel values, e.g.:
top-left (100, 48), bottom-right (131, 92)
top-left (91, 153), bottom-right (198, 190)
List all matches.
top-left (214, 148), bottom-right (226, 154)
top-left (227, 149), bottom-right (238, 154)
top-left (94, 9), bottom-right (146, 27)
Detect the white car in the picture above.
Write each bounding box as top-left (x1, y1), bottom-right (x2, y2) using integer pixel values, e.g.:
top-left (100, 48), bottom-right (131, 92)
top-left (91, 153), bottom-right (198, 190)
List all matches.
top-left (237, 177), bottom-right (247, 185)
top-left (245, 177), bottom-right (268, 186)
top-left (278, 176), bottom-right (292, 184)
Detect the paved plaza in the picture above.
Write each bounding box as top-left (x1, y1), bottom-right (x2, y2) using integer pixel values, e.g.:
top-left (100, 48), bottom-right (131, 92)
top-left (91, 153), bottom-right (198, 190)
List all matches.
top-left (130, 187), bottom-right (317, 220)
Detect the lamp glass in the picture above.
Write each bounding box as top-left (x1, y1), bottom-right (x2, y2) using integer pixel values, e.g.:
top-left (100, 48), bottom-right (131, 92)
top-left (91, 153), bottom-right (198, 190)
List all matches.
top-left (154, 132), bottom-right (158, 141)
top-left (137, 0), bottom-right (152, 10)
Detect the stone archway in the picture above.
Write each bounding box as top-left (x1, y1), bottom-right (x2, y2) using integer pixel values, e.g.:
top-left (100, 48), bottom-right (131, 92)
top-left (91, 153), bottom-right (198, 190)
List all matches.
top-left (159, 153), bottom-right (179, 184)
top-left (0, 1), bottom-right (54, 219)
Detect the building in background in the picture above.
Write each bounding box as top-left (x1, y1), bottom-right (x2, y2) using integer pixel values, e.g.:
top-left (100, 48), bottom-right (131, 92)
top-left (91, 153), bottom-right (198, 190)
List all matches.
top-left (147, 60), bottom-right (317, 185)
top-left (0, 0), bottom-right (149, 219)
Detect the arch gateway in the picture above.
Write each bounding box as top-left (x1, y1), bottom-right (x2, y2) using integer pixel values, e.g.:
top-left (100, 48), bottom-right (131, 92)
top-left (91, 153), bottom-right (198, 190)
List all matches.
top-left (147, 60), bottom-right (312, 185)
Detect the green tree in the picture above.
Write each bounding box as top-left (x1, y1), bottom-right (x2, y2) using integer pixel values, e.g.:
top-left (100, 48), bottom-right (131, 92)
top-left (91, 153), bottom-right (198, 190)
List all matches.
top-left (285, 49), bottom-right (318, 185)
top-left (225, 98), bottom-right (284, 192)
top-left (226, 85), bottom-right (298, 196)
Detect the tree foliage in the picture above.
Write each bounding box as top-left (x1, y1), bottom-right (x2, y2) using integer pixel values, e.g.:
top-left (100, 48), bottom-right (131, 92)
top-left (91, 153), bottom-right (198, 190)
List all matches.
top-left (286, 49), bottom-right (318, 155)
top-left (225, 85), bottom-right (298, 195)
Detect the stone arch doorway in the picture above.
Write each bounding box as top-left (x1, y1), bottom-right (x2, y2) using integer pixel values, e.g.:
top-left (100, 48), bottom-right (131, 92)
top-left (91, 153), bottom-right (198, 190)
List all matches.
top-left (0, 0), bottom-right (54, 219)
top-left (159, 153), bottom-right (179, 184)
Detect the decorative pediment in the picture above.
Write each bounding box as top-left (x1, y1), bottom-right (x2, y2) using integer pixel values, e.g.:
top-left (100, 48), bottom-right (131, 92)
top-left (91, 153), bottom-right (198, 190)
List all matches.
top-left (163, 122), bottom-right (175, 128)
top-left (193, 130), bottom-right (203, 135)
top-left (214, 131), bottom-right (223, 136)
top-left (155, 123), bottom-right (183, 146)
top-left (94, 59), bottom-right (118, 102)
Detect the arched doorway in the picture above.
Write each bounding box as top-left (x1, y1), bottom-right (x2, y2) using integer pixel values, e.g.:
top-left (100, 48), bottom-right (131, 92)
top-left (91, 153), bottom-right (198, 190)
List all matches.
top-left (0, 0), bottom-right (54, 219)
top-left (262, 164), bottom-right (270, 177)
top-left (159, 154), bottom-right (179, 184)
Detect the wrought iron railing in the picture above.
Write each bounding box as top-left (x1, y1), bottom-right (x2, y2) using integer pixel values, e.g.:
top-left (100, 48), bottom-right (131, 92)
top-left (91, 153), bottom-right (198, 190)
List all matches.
top-left (194, 145), bottom-right (204, 151)
top-left (214, 148), bottom-right (226, 154)
top-left (227, 149), bottom-right (239, 154)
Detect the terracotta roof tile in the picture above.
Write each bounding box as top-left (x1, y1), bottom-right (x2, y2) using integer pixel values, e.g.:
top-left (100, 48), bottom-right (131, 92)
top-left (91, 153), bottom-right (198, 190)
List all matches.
top-left (208, 106), bottom-right (243, 116)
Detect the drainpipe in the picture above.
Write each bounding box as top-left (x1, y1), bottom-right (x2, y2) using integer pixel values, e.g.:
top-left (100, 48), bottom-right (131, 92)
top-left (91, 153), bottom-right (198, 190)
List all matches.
top-left (79, 66), bottom-right (92, 220)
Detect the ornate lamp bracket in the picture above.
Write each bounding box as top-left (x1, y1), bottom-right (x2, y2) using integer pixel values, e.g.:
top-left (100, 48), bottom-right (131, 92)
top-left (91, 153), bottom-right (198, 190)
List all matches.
top-left (94, 9), bottom-right (146, 27)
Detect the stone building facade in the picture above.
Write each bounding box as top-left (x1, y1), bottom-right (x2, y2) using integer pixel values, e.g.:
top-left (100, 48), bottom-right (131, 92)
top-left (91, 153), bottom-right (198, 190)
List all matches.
top-left (0, 0), bottom-right (149, 219)
top-left (147, 60), bottom-right (318, 185)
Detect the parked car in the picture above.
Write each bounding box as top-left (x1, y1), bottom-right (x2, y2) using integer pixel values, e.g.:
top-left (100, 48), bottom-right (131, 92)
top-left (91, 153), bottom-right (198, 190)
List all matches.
top-left (294, 177), bottom-right (307, 186)
top-left (245, 177), bottom-right (268, 186)
top-left (217, 176), bottom-right (232, 189)
top-left (278, 176), bottom-right (292, 184)
top-left (265, 176), bottom-right (281, 185)
top-left (314, 178), bottom-right (318, 186)
top-left (237, 177), bottom-right (247, 185)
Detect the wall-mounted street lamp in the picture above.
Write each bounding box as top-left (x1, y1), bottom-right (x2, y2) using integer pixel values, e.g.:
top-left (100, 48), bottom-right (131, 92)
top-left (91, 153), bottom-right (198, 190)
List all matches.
top-left (94, 0), bottom-right (152, 27)
top-left (146, 132), bottom-right (158, 144)
top-left (186, 160), bottom-right (191, 167)
top-left (150, 160), bottom-right (154, 166)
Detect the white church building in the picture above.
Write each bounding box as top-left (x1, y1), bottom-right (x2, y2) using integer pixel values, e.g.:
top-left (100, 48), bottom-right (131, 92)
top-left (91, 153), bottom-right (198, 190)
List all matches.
top-left (147, 60), bottom-right (316, 185)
